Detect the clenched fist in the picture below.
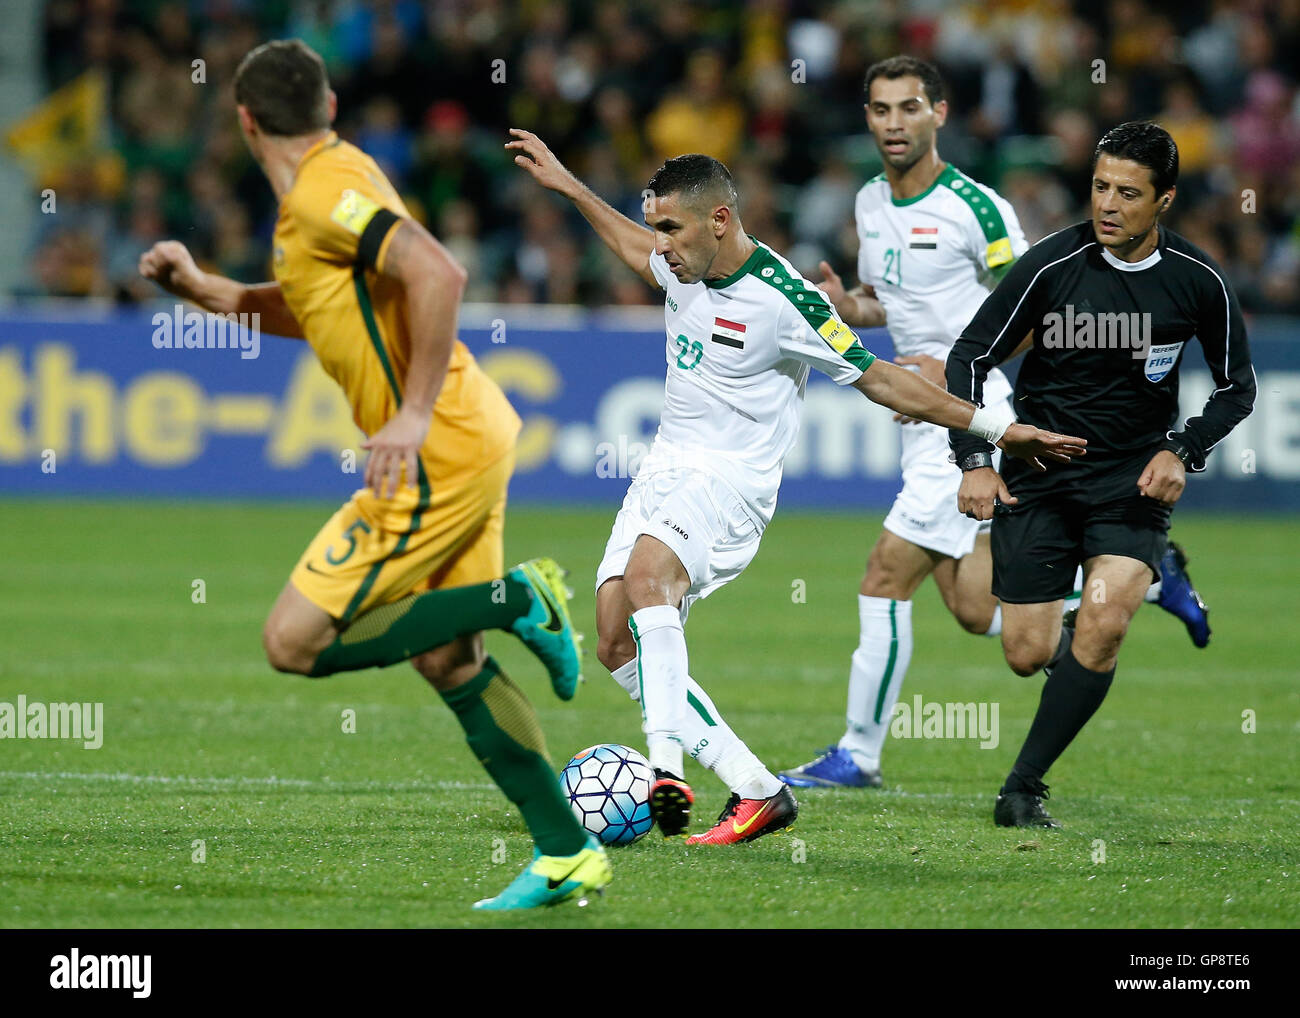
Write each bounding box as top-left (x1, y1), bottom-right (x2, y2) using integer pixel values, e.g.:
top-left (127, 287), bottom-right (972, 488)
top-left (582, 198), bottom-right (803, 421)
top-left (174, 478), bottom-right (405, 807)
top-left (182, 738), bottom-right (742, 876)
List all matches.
top-left (138, 241), bottom-right (207, 303)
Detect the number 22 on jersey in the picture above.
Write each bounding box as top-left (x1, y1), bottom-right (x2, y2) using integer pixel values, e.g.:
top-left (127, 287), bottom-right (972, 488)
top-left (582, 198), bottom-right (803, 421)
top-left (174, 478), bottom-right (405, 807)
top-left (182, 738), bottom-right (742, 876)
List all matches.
top-left (674, 334), bottom-right (703, 370)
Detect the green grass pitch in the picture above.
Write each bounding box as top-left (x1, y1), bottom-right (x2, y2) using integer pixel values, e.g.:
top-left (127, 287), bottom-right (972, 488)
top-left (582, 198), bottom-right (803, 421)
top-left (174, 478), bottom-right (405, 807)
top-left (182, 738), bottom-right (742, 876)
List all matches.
top-left (0, 499), bottom-right (1295, 928)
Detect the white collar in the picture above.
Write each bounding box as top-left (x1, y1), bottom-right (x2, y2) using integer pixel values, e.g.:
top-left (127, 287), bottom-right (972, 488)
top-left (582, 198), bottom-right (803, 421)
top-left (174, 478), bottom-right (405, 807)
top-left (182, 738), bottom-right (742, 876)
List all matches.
top-left (1101, 244), bottom-right (1162, 272)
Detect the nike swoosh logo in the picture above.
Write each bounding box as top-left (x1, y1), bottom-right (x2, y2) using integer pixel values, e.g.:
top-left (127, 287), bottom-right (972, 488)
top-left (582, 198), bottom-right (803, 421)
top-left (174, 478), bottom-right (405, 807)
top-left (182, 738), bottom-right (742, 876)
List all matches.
top-left (732, 802), bottom-right (772, 835)
top-left (532, 581), bottom-right (564, 633)
top-left (305, 562), bottom-right (326, 574)
top-left (546, 860), bottom-right (584, 890)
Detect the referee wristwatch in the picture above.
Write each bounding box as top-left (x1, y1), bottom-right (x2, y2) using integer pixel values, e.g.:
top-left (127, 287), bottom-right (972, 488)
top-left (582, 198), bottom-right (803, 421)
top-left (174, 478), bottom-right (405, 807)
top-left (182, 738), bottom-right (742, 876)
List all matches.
top-left (1160, 437), bottom-right (1195, 469)
top-left (958, 451), bottom-right (995, 472)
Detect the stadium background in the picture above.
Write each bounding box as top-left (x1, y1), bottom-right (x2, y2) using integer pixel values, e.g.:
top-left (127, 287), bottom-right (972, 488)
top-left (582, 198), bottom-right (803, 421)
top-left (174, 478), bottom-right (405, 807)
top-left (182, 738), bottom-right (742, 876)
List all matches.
top-left (0, 0), bottom-right (1297, 510)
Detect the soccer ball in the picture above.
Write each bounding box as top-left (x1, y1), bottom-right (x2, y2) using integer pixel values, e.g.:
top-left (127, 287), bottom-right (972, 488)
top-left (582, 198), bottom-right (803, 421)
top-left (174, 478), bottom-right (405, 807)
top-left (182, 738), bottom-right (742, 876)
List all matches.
top-left (559, 743), bottom-right (654, 845)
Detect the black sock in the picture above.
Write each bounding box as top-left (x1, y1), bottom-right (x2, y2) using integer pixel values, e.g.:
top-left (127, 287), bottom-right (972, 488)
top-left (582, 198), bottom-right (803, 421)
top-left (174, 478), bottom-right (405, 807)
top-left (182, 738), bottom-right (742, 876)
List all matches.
top-left (1003, 649), bottom-right (1114, 795)
top-left (1044, 626), bottom-right (1074, 673)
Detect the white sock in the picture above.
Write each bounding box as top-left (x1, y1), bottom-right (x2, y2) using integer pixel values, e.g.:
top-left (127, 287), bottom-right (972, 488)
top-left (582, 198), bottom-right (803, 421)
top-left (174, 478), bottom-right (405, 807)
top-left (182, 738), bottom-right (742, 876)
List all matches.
top-left (839, 595), bottom-right (913, 773)
top-left (984, 604), bottom-right (1002, 637)
top-left (629, 605), bottom-right (688, 777)
top-left (1145, 579), bottom-right (1162, 603)
top-left (1065, 566), bottom-right (1083, 613)
top-left (681, 679), bottom-right (782, 799)
top-left (609, 660), bottom-right (780, 799)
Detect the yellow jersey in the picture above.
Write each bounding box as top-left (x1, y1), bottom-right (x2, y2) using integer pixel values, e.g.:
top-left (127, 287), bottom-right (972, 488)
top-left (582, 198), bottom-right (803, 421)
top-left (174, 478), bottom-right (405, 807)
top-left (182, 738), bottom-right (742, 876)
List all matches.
top-left (272, 131), bottom-right (520, 490)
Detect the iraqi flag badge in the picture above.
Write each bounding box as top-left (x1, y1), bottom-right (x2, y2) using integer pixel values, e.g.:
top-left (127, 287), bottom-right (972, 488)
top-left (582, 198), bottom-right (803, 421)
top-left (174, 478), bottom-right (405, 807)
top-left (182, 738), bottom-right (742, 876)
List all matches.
top-left (908, 226), bottom-right (939, 250)
top-left (712, 317), bottom-right (746, 348)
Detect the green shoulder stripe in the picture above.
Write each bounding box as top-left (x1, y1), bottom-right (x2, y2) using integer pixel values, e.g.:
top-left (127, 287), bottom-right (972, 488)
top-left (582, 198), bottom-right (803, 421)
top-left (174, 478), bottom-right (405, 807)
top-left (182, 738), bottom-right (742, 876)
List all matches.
top-left (748, 242), bottom-right (876, 373)
top-left (946, 168), bottom-right (1015, 274)
top-left (945, 169), bottom-right (1008, 243)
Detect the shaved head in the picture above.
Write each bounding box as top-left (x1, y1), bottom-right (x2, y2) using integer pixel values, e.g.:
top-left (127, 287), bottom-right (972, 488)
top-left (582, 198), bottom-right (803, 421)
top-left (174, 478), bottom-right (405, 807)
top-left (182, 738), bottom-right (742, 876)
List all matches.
top-left (645, 154), bottom-right (738, 217)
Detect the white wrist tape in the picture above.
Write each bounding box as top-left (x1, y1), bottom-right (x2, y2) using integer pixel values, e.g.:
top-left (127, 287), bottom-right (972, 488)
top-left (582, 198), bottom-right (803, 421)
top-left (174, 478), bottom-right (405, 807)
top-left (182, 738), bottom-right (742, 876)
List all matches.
top-left (967, 403), bottom-right (1015, 444)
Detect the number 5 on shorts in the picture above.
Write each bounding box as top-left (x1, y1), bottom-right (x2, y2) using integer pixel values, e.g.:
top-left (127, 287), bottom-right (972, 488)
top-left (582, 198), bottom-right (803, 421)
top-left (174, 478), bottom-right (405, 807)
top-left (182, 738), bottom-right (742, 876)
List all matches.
top-left (325, 518), bottom-right (373, 566)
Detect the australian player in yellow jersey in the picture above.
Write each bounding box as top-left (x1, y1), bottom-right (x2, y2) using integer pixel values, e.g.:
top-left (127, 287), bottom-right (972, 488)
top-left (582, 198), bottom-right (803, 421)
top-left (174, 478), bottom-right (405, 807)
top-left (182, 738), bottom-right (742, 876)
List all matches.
top-left (138, 39), bottom-right (609, 911)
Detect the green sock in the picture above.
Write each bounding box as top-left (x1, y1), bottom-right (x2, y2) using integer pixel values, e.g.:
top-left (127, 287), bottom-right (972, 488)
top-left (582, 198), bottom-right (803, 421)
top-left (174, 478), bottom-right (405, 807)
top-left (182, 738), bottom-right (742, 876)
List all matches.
top-left (310, 576), bottom-right (532, 677)
top-left (439, 657), bottom-right (587, 857)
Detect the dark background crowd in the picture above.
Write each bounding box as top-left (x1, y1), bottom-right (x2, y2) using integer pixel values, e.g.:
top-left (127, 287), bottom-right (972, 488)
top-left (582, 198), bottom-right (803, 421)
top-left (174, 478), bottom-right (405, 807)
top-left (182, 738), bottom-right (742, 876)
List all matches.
top-left (20, 0), bottom-right (1300, 314)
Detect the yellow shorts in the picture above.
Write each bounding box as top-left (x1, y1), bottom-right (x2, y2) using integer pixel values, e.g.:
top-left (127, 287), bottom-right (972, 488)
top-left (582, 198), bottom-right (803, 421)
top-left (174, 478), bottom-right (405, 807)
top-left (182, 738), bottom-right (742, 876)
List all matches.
top-left (291, 450), bottom-right (513, 623)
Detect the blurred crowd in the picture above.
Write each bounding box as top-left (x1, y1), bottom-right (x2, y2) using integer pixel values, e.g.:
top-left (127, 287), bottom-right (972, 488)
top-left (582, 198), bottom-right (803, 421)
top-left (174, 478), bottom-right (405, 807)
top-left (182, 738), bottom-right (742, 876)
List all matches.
top-left (18, 0), bottom-right (1300, 314)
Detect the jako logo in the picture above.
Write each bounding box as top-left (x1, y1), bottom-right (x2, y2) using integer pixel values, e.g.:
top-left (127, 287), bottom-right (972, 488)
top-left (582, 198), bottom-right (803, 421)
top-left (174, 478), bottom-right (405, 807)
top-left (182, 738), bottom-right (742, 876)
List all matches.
top-left (661, 519), bottom-right (688, 540)
top-left (50, 949), bottom-right (151, 998)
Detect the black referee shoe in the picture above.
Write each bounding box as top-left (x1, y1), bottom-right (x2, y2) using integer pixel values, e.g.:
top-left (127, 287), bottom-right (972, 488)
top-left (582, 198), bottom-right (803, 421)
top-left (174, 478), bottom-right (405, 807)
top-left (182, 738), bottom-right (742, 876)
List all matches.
top-left (994, 779), bottom-right (1061, 829)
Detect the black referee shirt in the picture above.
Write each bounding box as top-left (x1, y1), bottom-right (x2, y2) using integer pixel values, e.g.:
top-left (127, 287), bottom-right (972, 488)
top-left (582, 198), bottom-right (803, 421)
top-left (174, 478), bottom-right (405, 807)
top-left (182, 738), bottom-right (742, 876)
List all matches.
top-left (946, 222), bottom-right (1256, 471)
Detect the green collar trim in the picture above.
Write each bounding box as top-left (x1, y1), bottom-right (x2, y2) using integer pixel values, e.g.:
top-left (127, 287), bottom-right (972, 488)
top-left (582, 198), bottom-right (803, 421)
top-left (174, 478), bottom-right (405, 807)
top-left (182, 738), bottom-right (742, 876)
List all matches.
top-left (703, 237), bottom-right (766, 289)
top-left (890, 163), bottom-right (957, 207)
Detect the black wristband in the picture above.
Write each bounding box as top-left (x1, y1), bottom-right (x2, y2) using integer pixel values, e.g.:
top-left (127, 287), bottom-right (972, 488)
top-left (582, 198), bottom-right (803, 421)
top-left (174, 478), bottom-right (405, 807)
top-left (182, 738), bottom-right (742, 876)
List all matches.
top-left (959, 451), bottom-right (995, 472)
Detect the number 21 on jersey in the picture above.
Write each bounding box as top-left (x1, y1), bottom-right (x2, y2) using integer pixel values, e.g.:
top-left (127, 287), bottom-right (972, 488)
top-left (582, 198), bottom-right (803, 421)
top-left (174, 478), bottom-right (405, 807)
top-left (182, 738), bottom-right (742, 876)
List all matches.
top-left (882, 247), bottom-right (902, 286)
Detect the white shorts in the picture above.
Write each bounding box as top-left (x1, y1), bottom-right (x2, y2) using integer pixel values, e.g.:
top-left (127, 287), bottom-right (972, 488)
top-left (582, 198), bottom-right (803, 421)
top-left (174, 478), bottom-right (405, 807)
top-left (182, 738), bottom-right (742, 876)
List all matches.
top-left (883, 377), bottom-right (1011, 560)
top-left (595, 467), bottom-right (761, 621)
top-left (883, 421), bottom-right (984, 559)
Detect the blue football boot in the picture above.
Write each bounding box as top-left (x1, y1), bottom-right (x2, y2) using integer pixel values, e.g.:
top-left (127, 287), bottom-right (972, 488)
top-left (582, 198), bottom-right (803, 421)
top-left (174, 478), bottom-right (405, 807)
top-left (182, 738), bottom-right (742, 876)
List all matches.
top-left (779, 746), bottom-right (882, 789)
top-left (1155, 541), bottom-right (1211, 648)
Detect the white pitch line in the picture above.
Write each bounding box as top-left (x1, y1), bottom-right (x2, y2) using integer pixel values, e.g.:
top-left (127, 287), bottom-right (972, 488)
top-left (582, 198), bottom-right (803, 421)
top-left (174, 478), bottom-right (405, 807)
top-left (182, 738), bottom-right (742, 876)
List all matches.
top-left (2, 771), bottom-right (1293, 809)
top-left (0, 770), bottom-right (496, 792)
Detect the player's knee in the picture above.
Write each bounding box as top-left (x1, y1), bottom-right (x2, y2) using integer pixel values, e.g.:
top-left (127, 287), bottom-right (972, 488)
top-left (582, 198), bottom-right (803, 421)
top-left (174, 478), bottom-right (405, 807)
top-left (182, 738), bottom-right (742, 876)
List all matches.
top-left (1071, 624), bottom-right (1123, 670)
top-left (621, 565), bottom-right (662, 609)
top-left (952, 602), bottom-right (993, 635)
top-left (262, 623), bottom-right (313, 676)
top-left (1073, 621), bottom-right (1128, 671)
top-left (411, 642), bottom-right (483, 690)
top-left (861, 544), bottom-right (921, 600)
top-left (596, 635), bottom-right (634, 673)
top-left (1004, 643), bottom-right (1051, 677)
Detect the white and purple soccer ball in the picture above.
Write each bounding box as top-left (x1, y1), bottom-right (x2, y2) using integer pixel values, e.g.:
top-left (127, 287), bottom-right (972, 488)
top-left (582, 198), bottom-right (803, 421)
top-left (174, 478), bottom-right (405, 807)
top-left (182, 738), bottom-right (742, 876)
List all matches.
top-left (559, 743), bottom-right (655, 845)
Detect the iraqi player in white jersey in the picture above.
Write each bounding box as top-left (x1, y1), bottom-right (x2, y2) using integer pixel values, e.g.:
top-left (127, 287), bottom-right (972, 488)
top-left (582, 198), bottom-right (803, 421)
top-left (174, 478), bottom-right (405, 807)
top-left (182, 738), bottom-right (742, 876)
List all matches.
top-left (507, 127), bottom-right (1085, 843)
top-left (780, 57), bottom-right (1214, 792)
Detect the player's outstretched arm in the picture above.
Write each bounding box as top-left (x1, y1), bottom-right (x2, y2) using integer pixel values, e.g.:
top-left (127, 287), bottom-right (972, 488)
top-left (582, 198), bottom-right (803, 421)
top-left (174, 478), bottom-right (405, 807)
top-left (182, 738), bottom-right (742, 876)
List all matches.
top-left (851, 359), bottom-right (1087, 470)
top-left (361, 218), bottom-right (466, 499)
top-left (138, 240), bottom-right (305, 339)
top-left (506, 128), bottom-right (657, 289)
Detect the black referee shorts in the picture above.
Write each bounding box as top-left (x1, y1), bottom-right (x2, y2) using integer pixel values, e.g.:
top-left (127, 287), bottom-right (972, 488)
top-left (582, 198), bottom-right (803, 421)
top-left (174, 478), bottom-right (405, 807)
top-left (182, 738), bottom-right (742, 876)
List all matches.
top-left (990, 449), bottom-right (1171, 604)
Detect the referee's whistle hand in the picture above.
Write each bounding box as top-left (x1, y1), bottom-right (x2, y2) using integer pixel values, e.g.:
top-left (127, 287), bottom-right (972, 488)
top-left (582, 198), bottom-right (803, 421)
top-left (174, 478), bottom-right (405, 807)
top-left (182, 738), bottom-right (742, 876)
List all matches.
top-left (997, 423), bottom-right (1088, 471)
top-left (957, 467), bottom-right (1012, 521)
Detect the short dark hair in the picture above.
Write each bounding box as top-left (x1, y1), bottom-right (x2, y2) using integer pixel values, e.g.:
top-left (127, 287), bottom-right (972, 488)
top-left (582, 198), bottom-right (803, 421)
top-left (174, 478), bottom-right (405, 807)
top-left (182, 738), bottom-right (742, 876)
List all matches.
top-left (864, 55), bottom-right (945, 107)
top-left (233, 39), bottom-right (331, 137)
top-left (1092, 121), bottom-right (1179, 195)
top-left (645, 154), bottom-right (739, 214)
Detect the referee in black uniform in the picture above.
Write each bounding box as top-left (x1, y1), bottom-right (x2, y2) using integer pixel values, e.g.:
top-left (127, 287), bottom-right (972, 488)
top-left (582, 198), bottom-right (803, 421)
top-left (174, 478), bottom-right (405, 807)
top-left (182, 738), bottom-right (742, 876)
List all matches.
top-left (946, 122), bottom-right (1257, 827)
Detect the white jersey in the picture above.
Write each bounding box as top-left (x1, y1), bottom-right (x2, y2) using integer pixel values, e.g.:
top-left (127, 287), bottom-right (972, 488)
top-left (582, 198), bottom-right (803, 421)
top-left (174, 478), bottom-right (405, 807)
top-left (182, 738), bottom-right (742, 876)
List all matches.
top-left (644, 239), bottom-right (875, 528)
top-left (855, 164), bottom-right (1028, 363)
